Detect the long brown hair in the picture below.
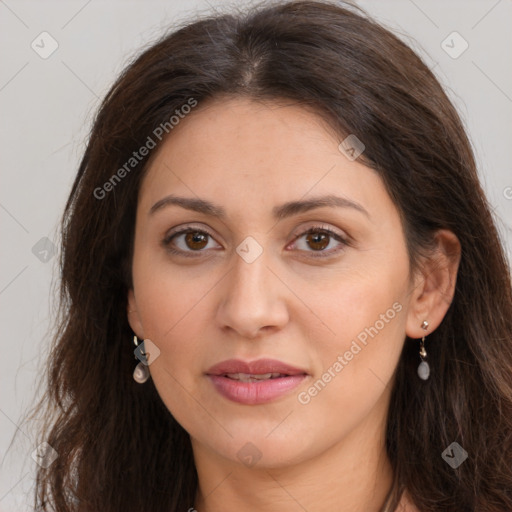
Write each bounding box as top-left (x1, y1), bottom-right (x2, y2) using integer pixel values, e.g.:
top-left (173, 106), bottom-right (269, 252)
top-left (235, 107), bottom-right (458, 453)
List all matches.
top-left (29, 1), bottom-right (512, 510)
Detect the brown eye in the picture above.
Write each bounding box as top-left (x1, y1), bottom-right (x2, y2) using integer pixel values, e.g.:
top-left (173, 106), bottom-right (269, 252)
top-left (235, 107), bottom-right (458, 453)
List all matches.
top-left (163, 227), bottom-right (221, 256)
top-left (185, 231), bottom-right (209, 250)
top-left (305, 232), bottom-right (330, 251)
top-left (291, 226), bottom-right (347, 257)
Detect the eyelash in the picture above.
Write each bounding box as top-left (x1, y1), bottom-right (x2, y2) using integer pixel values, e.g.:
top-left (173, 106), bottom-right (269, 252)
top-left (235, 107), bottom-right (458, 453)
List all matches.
top-left (162, 224), bottom-right (348, 259)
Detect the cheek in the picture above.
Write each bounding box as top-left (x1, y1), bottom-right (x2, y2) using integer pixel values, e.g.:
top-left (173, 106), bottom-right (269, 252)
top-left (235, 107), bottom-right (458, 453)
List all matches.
top-left (306, 254), bottom-right (407, 342)
top-left (132, 240), bottom-right (218, 338)
top-left (295, 285), bottom-right (406, 444)
top-left (330, 280), bottom-right (405, 346)
top-left (134, 278), bottom-right (210, 430)
top-left (308, 255), bottom-right (409, 390)
top-left (130, 252), bottom-right (214, 394)
top-left (134, 280), bottom-right (210, 367)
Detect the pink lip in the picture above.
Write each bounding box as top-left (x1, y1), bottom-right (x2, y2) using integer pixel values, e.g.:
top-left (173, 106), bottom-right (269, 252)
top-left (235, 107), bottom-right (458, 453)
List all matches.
top-left (206, 358), bottom-right (307, 376)
top-left (206, 358), bottom-right (309, 405)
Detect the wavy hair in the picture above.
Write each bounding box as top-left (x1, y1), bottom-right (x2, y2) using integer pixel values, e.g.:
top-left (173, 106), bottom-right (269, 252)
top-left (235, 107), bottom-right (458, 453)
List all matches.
top-left (29, 1), bottom-right (512, 510)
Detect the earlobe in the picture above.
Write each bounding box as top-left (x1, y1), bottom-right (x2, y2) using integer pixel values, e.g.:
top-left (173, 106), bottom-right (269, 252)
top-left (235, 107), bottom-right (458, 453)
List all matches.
top-left (405, 229), bottom-right (461, 339)
top-left (127, 288), bottom-right (145, 339)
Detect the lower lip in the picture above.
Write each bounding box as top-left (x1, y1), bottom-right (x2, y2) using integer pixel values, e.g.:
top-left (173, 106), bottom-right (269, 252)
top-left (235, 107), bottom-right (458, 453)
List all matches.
top-left (207, 374), bottom-right (307, 405)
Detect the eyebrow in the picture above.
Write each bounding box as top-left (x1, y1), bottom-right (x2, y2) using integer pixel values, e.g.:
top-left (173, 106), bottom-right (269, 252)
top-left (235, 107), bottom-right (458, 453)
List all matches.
top-left (149, 194), bottom-right (370, 220)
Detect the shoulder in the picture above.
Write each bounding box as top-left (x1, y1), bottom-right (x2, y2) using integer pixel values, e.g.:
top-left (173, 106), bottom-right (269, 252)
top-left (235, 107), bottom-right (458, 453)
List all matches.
top-left (395, 489), bottom-right (420, 512)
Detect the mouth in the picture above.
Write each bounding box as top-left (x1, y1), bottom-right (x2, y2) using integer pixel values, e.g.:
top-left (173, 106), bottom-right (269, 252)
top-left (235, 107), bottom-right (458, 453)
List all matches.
top-left (221, 372), bottom-right (301, 382)
top-left (206, 358), bottom-right (309, 377)
top-left (206, 358), bottom-right (309, 404)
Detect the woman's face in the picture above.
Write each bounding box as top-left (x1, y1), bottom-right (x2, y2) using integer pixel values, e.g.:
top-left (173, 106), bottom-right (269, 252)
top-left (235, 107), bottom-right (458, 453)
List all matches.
top-left (128, 97), bottom-right (420, 468)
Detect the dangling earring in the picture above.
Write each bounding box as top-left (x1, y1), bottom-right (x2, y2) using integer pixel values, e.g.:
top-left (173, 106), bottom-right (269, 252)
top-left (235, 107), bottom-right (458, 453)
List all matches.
top-left (133, 335), bottom-right (150, 384)
top-left (417, 320), bottom-right (430, 380)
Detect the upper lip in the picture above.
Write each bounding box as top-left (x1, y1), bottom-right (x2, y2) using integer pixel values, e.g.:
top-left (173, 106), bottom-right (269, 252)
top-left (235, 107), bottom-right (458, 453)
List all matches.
top-left (206, 358), bottom-right (308, 376)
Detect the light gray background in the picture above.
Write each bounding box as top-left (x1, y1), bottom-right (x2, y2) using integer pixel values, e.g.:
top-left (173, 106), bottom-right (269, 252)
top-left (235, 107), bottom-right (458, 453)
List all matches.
top-left (1, 0), bottom-right (511, 509)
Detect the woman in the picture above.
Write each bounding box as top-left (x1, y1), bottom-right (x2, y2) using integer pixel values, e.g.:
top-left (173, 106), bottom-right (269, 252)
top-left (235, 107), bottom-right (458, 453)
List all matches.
top-left (33, 1), bottom-right (512, 510)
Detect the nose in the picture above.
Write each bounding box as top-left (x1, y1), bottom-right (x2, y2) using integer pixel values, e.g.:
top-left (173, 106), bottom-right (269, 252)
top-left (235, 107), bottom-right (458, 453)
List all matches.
top-left (215, 246), bottom-right (290, 339)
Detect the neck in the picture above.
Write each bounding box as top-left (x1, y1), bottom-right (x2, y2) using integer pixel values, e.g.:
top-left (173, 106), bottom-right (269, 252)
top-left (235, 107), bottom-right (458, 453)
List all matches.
top-left (192, 401), bottom-right (394, 512)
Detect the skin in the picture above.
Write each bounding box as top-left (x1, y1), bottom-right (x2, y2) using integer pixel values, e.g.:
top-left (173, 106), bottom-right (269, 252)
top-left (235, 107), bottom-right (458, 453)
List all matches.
top-left (128, 97), bottom-right (461, 512)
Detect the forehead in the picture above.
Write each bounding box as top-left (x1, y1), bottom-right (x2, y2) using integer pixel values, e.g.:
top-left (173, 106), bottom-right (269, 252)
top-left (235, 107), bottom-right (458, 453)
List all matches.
top-left (138, 97), bottom-right (393, 223)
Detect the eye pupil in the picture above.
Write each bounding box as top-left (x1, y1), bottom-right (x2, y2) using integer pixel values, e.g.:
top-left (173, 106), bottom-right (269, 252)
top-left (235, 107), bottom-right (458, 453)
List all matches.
top-left (306, 232), bottom-right (329, 250)
top-left (185, 231), bottom-right (208, 250)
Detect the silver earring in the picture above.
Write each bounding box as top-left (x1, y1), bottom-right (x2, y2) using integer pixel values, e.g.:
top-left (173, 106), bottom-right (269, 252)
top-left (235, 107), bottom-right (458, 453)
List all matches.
top-left (133, 335), bottom-right (150, 384)
top-left (417, 320), bottom-right (430, 380)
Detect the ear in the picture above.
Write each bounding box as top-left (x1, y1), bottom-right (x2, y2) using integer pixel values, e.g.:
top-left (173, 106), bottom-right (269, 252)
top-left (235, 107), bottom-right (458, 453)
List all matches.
top-left (405, 229), bottom-right (461, 339)
top-left (127, 288), bottom-right (145, 339)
